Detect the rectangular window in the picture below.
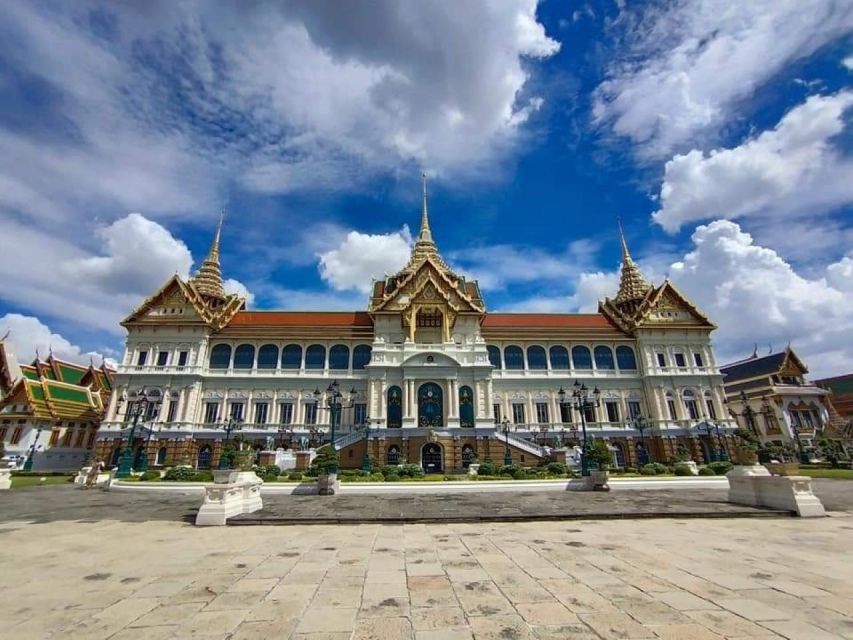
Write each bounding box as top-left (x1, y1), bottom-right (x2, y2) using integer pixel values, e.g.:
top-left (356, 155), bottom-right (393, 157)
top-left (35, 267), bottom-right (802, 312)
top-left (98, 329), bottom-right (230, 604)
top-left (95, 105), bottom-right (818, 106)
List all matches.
top-left (583, 406), bottom-right (596, 423)
top-left (627, 401), bottom-right (641, 419)
top-left (559, 403), bottom-right (572, 424)
top-left (145, 401), bottom-right (159, 421)
top-left (354, 403), bottom-right (367, 426)
top-left (789, 411), bottom-right (801, 429)
top-left (0, 427), bottom-right (7, 442)
top-left (605, 401), bottom-right (619, 423)
top-left (535, 402), bottom-right (549, 424)
top-left (693, 352), bottom-right (704, 367)
top-left (11, 427), bottom-right (23, 444)
top-left (674, 353), bottom-right (686, 368)
top-left (204, 402), bottom-right (219, 424)
top-left (229, 403), bottom-right (245, 421)
top-left (803, 411), bottom-right (814, 429)
top-left (279, 403), bottom-right (294, 425)
top-left (178, 351), bottom-right (189, 367)
top-left (156, 351), bottom-right (169, 366)
top-left (492, 403), bottom-right (501, 424)
top-left (49, 429), bottom-right (60, 446)
top-left (304, 403), bottom-right (318, 425)
top-left (511, 403), bottom-right (525, 425)
top-left (166, 399), bottom-right (178, 422)
top-left (667, 400), bottom-right (678, 421)
top-left (706, 399), bottom-right (717, 420)
top-left (137, 350), bottom-right (148, 366)
top-left (87, 430), bottom-right (96, 448)
top-left (61, 429), bottom-right (73, 447)
top-left (254, 403), bottom-right (269, 425)
top-left (656, 353), bottom-right (666, 367)
top-left (74, 430), bottom-right (86, 448)
top-left (685, 399), bottom-right (699, 420)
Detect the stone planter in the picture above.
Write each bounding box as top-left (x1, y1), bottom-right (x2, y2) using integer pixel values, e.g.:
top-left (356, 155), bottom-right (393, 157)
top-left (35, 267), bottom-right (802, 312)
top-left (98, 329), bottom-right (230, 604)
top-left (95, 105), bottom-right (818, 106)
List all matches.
top-left (0, 468), bottom-right (11, 490)
top-left (734, 447), bottom-right (758, 466)
top-left (196, 472), bottom-right (263, 526)
top-left (468, 463), bottom-right (480, 477)
top-left (590, 469), bottom-right (610, 491)
top-left (317, 473), bottom-right (339, 496)
top-left (214, 470), bottom-right (261, 484)
top-left (764, 462), bottom-right (800, 476)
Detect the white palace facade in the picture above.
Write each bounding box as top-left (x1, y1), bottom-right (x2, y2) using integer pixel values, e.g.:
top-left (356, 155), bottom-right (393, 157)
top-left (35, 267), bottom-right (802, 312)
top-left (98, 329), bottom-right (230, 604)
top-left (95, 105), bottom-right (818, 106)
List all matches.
top-left (97, 186), bottom-right (737, 472)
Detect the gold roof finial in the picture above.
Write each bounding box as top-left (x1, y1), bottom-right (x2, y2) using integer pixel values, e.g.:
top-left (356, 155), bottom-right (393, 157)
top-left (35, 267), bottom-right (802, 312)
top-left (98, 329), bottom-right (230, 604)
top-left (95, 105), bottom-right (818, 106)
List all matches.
top-left (189, 212), bottom-right (227, 300)
top-left (418, 172), bottom-right (434, 245)
top-left (614, 218), bottom-right (652, 308)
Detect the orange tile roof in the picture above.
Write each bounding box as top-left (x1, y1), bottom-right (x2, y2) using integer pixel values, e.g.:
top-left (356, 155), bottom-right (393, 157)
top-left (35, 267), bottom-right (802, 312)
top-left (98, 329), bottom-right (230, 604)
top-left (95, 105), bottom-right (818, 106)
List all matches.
top-left (481, 313), bottom-right (614, 328)
top-left (229, 311), bottom-right (373, 327)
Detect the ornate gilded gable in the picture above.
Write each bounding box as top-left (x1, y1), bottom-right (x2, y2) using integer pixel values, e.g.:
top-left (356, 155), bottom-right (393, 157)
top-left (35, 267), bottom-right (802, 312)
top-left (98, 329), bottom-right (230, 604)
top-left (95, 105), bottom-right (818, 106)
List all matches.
top-left (632, 280), bottom-right (714, 329)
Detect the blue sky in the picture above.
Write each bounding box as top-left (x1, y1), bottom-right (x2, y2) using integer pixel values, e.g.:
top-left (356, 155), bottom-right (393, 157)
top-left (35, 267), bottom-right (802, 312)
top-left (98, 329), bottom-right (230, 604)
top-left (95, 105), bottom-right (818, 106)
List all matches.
top-left (0, 1), bottom-right (851, 377)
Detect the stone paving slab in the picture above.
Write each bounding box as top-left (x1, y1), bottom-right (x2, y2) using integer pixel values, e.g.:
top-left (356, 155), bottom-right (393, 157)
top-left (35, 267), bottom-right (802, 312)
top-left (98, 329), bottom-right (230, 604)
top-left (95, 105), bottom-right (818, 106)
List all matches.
top-left (2, 515), bottom-right (852, 639)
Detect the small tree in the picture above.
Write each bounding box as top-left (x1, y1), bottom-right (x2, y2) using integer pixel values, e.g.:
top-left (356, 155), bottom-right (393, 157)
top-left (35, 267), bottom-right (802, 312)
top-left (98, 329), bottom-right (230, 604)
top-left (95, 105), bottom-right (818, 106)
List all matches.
top-left (309, 445), bottom-right (339, 476)
top-left (587, 440), bottom-right (613, 470)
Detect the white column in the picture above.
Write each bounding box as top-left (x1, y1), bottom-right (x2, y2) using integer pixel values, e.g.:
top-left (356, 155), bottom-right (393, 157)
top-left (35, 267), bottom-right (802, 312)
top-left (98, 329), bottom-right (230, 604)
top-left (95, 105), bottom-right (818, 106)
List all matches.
top-left (402, 379), bottom-right (410, 418)
top-left (449, 380), bottom-right (458, 418)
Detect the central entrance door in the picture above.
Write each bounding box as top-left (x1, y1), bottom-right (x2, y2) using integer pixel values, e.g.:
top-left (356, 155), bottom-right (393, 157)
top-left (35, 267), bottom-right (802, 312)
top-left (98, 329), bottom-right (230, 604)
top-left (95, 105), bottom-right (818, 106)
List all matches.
top-left (422, 443), bottom-right (443, 473)
top-left (418, 382), bottom-right (443, 427)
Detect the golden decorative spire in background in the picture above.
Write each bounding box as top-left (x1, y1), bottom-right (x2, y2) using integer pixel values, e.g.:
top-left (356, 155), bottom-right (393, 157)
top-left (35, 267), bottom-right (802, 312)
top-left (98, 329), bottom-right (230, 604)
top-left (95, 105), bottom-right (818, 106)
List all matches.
top-left (190, 212), bottom-right (227, 301)
top-left (614, 218), bottom-right (652, 307)
top-left (417, 172), bottom-right (434, 245)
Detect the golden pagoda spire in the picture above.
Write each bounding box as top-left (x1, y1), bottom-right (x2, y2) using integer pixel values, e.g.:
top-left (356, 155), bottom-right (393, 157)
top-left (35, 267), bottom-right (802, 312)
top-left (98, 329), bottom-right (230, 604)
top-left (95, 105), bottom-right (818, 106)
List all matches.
top-left (614, 219), bottom-right (652, 308)
top-left (190, 212), bottom-right (226, 300)
top-left (417, 172), bottom-right (434, 245)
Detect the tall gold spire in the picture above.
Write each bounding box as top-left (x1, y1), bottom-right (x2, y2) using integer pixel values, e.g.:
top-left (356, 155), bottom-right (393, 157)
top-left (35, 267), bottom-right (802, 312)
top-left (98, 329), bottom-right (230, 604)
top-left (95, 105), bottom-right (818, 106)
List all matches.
top-left (417, 172), bottom-right (434, 245)
top-left (614, 219), bottom-right (652, 308)
top-left (190, 213), bottom-right (226, 301)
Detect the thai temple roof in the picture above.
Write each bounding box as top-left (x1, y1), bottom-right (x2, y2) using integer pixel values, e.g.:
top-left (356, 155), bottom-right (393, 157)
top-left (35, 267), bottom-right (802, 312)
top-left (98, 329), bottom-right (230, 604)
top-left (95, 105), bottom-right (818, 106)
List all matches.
top-left (189, 213), bottom-right (227, 301)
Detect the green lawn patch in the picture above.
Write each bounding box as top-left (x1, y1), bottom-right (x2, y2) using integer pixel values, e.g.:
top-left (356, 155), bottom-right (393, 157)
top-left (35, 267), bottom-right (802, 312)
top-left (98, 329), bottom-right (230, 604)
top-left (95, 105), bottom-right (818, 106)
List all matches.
top-left (11, 475), bottom-right (74, 489)
top-left (796, 468), bottom-right (853, 480)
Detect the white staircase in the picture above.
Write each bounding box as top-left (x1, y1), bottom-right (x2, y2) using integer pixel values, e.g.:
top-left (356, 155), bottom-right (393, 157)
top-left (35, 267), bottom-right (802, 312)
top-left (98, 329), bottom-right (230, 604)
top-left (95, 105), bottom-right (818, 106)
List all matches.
top-left (504, 432), bottom-right (548, 458)
top-left (333, 430), bottom-right (365, 450)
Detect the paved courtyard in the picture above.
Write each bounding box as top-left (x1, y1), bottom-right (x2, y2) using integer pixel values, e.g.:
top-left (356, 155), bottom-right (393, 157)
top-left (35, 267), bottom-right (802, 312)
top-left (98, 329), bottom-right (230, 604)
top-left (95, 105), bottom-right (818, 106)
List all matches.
top-left (2, 486), bottom-right (853, 639)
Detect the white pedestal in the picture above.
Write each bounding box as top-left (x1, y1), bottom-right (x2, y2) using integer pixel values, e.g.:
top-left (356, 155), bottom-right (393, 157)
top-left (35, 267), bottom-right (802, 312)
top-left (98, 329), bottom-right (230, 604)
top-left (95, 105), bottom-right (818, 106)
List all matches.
top-left (317, 473), bottom-right (340, 496)
top-left (684, 461), bottom-right (699, 475)
top-left (0, 468), bottom-right (11, 490)
top-left (727, 466), bottom-right (825, 517)
top-left (195, 472), bottom-right (263, 526)
top-left (468, 463), bottom-right (480, 477)
top-left (73, 467), bottom-right (113, 489)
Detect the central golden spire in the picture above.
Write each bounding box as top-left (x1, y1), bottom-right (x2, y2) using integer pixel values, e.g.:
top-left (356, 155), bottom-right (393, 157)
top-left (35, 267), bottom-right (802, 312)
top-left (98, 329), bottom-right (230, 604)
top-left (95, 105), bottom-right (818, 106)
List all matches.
top-left (190, 213), bottom-right (227, 301)
top-left (417, 172), bottom-right (434, 246)
top-left (614, 219), bottom-right (652, 308)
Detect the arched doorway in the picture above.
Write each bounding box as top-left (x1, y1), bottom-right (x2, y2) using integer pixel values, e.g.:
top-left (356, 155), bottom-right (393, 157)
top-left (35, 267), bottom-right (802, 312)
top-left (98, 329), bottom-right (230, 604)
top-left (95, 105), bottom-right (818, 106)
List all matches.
top-left (421, 443), bottom-right (443, 473)
top-left (110, 446), bottom-right (121, 467)
top-left (387, 386), bottom-right (402, 428)
top-left (197, 445), bottom-right (212, 469)
top-left (461, 444), bottom-right (475, 469)
top-left (156, 446), bottom-right (167, 466)
top-left (459, 385), bottom-right (474, 428)
top-left (418, 382), bottom-right (443, 427)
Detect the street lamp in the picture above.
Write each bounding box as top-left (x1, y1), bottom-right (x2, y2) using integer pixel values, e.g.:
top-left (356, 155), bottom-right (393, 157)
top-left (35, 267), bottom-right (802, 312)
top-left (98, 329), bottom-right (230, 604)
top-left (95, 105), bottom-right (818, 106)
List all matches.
top-left (708, 420), bottom-right (729, 461)
top-left (701, 422), bottom-right (717, 462)
top-left (117, 388), bottom-right (161, 478)
top-left (558, 381), bottom-right (601, 476)
top-left (22, 424), bottom-right (45, 472)
top-left (361, 415), bottom-right (373, 472)
top-left (314, 380), bottom-right (357, 473)
top-left (217, 416), bottom-right (244, 469)
top-left (631, 414), bottom-right (651, 464)
top-left (137, 424), bottom-right (162, 473)
top-left (501, 417), bottom-right (512, 466)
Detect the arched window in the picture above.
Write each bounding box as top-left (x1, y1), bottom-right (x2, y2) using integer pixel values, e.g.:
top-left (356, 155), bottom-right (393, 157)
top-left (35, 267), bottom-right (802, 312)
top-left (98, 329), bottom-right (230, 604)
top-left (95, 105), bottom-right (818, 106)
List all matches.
top-left (612, 443), bottom-right (626, 468)
top-left (504, 346), bottom-right (524, 370)
top-left (572, 346), bottom-right (592, 369)
top-left (281, 344), bottom-right (302, 369)
top-left (305, 345), bottom-right (326, 369)
top-left (666, 391), bottom-right (678, 421)
top-left (549, 346), bottom-right (569, 370)
top-left (156, 446), bottom-right (167, 466)
top-left (209, 344), bottom-right (231, 369)
top-left (594, 346), bottom-right (615, 370)
top-left (459, 385), bottom-right (474, 428)
top-left (387, 386), bottom-right (402, 428)
top-left (487, 345), bottom-right (502, 369)
top-left (329, 345), bottom-right (350, 370)
top-left (197, 445), bottom-right (212, 469)
top-left (527, 346), bottom-right (547, 370)
top-left (704, 390), bottom-right (717, 420)
top-left (683, 389), bottom-right (699, 420)
top-left (257, 344), bottom-right (278, 369)
top-left (353, 345), bottom-right (372, 370)
top-left (461, 444), bottom-right (475, 468)
top-left (615, 346), bottom-right (637, 370)
top-left (387, 445), bottom-right (400, 465)
top-left (233, 344), bottom-right (255, 369)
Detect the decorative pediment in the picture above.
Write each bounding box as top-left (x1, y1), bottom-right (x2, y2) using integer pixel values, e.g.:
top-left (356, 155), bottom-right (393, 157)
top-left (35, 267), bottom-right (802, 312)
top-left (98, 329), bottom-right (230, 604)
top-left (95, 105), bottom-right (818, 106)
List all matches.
top-left (600, 280), bottom-right (713, 332)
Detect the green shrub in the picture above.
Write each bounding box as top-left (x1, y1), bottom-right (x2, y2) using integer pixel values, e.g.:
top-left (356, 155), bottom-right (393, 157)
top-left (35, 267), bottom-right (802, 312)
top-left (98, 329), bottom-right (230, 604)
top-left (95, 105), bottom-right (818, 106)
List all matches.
top-left (698, 467), bottom-right (715, 476)
top-left (287, 471), bottom-right (303, 481)
top-left (546, 462), bottom-right (567, 476)
top-left (254, 464), bottom-right (281, 481)
top-left (384, 473), bottom-right (400, 482)
top-left (640, 466), bottom-right (657, 476)
top-left (369, 472), bottom-right (386, 482)
top-left (138, 470), bottom-right (160, 482)
top-left (587, 440), bottom-right (613, 469)
top-left (646, 462), bottom-right (671, 475)
top-left (398, 463), bottom-right (425, 478)
top-left (707, 461), bottom-right (733, 475)
top-left (498, 464), bottom-right (520, 476)
top-left (477, 461), bottom-right (496, 476)
top-left (622, 466), bottom-right (636, 474)
top-left (309, 446), bottom-right (339, 476)
top-left (163, 466), bottom-right (197, 481)
top-left (674, 464), bottom-right (693, 476)
top-left (194, 470), bottom-right (214, 482)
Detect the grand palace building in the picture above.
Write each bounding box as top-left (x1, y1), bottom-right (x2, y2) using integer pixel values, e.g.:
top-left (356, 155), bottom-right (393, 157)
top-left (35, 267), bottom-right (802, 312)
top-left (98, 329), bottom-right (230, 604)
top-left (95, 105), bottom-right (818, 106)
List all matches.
top-left (95, 184), bottom-right (738, 472)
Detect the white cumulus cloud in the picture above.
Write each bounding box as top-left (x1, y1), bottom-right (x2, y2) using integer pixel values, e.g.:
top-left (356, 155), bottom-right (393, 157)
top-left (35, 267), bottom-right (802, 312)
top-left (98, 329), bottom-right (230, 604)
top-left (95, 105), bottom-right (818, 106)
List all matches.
top-left (318, 227), bottom-right (413, 293)
top-left (653, 92), bottom-right (853, 233)
top-left (0, 313), bottom-right (108, 366)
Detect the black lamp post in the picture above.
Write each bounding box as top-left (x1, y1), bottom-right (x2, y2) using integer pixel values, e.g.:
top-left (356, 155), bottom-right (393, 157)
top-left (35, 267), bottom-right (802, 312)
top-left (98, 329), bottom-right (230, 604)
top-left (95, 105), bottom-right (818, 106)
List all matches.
top-left (217, 416), bottom-right (243, 469)
top-left (117, 388), bottom-right (160, 478)
top-left (631, 414), bottom-right (651, 464)
top-left (558, 381), bottom-right (601, 476)
top-left (137, 424), bottom-right (161, 473)
top-left (502, 417), bottom-right (512, 466)
top-left (314, 380), bottom-right (357, 473)
top-left (701, 422), bottom-right (717, 462)
top-left (709, 420), bottom-right (729, 461)
top-left (361, 416), bottom-right (373, 472)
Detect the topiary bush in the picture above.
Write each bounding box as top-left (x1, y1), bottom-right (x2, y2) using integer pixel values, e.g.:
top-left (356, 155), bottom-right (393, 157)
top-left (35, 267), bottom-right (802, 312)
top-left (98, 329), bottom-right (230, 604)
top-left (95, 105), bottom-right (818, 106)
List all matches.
top-left (587, 440), bottom-right (614, 469)
top-left (646, 462), bottom-right (671, 475)
top-left (194, 470), bottom-right (214, 482)
top-left (254, 464), bottom-right (281, 481)
top-left (287, 471), bottom-right (303, 481)
top-left (546, 462), bottom-right (567, 476)
top-left (477, 460), bottom-right (496, 476)
top-left (369, 472), bottom-right (386, 482)
top-left (640, 465), bottom-right (657, 475)
top-left (384, 473), bottom-right (401, 482)
top-left (398, 463), bottom-right (425, 478)
top-left (139, 470), bottom-right (160, 481)
top-left (163, 466), bottom-right (197, 481)
top-left (309, 446), bottom-right (339, 476)
top-left (707, 461), bottom-right (733, 475)
top-left (698, 467), bottom-right (715, 476)
top-left (674, 464), bottom-right (693, 476)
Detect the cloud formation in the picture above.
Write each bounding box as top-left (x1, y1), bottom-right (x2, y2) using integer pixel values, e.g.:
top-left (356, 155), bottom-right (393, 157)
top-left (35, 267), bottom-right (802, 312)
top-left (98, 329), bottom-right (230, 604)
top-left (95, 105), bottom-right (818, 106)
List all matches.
top-left (653, 92), bottom-right (853, 232)
top-left (0, 313), bottom-right (107, 365)
top-left (318, 228), bottom-right (413, 293)
top-left (594, 1), bottom-right (853, 156)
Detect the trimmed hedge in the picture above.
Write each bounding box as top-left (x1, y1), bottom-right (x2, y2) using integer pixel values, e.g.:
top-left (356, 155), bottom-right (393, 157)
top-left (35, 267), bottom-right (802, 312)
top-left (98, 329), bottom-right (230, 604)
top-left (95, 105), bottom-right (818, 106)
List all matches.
top-left (698, 467), bottom-right (716, 476)
top-left (674, 464), bottom-right (693, 476)
top-left (707, 461), bottom-right (733, 475)
top-left (138, 470), bottom-right (161, 481)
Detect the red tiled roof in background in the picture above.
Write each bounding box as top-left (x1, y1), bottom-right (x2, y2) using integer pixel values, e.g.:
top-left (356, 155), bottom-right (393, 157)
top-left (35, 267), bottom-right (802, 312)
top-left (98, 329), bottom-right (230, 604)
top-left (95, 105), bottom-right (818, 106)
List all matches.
top-left (229, 311), bottom-right (373, 327)
top-left (481, 313), bottom-right (613, 329)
